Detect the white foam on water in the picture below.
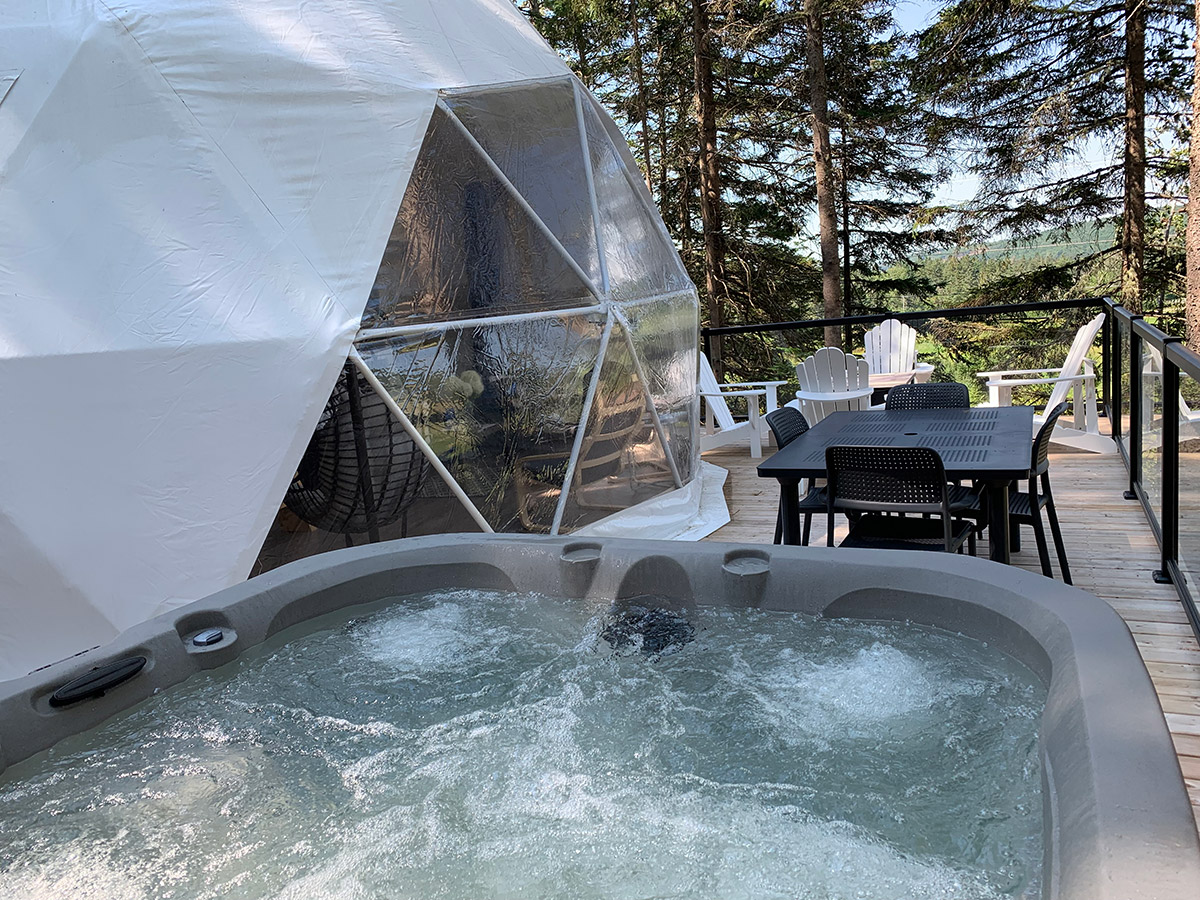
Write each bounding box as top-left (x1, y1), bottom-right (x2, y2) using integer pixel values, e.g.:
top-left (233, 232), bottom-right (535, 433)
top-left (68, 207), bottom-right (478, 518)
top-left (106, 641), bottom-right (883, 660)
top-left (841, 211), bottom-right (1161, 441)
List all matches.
top-left (250, 780), bottom-right (1006, 900)
top-left (358, 599), bottom-right (485, 672)
top-left (231, 701), bottom-right (407, 741)
top-left (739, 640), bottom-right (985, 744)
top-left (1, 847), bottom-right (154, 900)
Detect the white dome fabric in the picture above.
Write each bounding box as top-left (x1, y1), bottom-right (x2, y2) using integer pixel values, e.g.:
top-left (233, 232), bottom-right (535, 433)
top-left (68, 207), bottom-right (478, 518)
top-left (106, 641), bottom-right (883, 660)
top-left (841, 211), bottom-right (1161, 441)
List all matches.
top-left (0, 1), bottom-right (701, 681)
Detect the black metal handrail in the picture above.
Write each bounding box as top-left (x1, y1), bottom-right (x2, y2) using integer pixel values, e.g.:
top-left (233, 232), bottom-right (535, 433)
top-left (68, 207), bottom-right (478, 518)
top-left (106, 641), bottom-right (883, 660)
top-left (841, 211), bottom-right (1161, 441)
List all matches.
top-left (1164, 336), bottom-right (1200, 383)
top-left (700, 297), bottom-right (1104, 338)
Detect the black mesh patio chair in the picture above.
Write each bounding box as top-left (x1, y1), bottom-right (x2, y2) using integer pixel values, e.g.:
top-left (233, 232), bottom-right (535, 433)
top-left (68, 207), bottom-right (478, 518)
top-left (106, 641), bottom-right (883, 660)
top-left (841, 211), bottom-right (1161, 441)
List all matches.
top-left (886, 382), bottom-right (977, 508)
top-left (764, 406), bottom-right (826, 545)
top-left (885, 382), bottom-right (970, 410)
top-left (825, 445), bottom-right (976, 554)
top-left (952, 402), bottom-right (1072, 582)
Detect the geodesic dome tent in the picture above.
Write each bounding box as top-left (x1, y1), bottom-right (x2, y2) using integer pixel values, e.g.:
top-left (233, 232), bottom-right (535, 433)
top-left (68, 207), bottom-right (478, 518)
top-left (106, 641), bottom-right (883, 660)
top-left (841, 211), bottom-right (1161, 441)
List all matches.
top-left (0, 0), bottom-right (703, 681)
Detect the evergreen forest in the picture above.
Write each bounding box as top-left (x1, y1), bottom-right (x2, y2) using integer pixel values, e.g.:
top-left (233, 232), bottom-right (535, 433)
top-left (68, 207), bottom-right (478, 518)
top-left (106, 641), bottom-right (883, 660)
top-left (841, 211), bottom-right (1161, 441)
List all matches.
top-left (518, 0), bottom-right (1196, 385)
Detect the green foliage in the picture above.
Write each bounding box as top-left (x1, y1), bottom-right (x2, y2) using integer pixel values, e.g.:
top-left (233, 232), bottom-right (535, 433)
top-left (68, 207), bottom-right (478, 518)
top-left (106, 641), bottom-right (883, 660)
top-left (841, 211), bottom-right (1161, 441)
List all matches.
top-left (911, 0), bottom-right (1192, 299)
top-left (515, 0), bottom-right (1195, 385)
top-left (519, 0), bottom-right (959, 350)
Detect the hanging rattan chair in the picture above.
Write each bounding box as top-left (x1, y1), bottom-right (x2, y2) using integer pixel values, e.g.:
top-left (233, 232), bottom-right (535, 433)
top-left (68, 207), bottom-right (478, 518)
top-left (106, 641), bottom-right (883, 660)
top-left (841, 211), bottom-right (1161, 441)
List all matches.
top-left (285, 363), bottom-right (429, 536)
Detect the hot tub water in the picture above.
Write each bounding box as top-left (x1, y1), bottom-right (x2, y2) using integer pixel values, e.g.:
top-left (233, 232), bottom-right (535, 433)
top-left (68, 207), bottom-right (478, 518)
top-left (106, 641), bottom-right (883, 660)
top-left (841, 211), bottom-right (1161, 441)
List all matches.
top-left (0, 589), bottom-right (1045, 899)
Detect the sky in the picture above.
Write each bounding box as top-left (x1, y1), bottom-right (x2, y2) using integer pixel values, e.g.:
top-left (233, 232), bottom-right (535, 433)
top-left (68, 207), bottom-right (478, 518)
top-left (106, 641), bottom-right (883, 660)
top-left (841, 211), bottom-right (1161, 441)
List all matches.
top-left (882, 0), bottom-right (1112, 211)
top-left (893, 0), bottom-right (937, 34)
top-left (890, 0), bottom-right (981, 207)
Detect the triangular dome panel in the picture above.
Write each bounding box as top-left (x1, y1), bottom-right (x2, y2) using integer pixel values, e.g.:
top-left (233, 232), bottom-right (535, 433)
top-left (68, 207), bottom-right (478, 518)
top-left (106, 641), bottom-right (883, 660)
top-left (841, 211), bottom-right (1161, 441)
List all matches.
top-left (443, 80), bottom-right (602, 289)
top-left (580, 98), bottom-right (692, 302)
top-left (356, 312), bottom-right (606, 532)
top-left (363, 105), bottom-right (598, 328)
top-left (618, 295), bottom-right (700, 484)
top-left (557, 320), bottom-right (678, 532)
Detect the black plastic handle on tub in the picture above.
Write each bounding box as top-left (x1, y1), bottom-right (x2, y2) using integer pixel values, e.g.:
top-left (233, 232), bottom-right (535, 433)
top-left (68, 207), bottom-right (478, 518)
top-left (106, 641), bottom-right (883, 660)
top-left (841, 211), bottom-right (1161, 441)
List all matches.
top-left (48, 656), bottom-right (148, 708)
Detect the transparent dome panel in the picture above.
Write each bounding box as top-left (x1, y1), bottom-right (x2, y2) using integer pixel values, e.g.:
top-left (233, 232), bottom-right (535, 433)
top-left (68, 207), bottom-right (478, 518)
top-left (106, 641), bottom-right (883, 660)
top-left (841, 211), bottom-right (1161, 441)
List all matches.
top-left (443, 80), bottom-right (601, 289)
top-left (580, 98), bottom-right (691, 302)
top-left (552, 319), bottom-right (679, 532)
top-left (356, 313), bottom-right (606, 532)
top-left (619, 292), bottom-right (700, 483)
top-left (362, 106), bottom-right (598, 328)
top-left (585, 91), bottom-right (662, 212)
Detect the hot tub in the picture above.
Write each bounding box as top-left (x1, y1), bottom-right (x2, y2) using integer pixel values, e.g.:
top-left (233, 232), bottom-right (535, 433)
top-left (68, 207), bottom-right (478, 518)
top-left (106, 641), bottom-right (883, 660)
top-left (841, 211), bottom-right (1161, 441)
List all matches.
top-left (0, 535), bottom-right (1197, 899)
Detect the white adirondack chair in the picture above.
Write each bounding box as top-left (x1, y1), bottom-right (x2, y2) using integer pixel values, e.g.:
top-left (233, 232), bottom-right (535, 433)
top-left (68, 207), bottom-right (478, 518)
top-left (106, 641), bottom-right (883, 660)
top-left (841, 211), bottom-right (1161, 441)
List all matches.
top-left (793, 347), bottom-right (872, 425)
top-left (863, 318), bottom-right (935, 388)
top-left (976, 311), bottom-right (1113, 454)
top-left (864, 319), bottom-right (918, 377)
top-left (698, 354), bottom-right (786, 458)
top-left (1140, 345), bottom-right (1200, 445)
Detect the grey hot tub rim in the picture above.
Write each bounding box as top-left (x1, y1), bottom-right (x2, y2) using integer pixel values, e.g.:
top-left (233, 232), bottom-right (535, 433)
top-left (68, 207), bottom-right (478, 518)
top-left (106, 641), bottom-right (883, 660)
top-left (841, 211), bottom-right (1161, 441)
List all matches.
top-left (0, 534), bottom-right (1196, 900)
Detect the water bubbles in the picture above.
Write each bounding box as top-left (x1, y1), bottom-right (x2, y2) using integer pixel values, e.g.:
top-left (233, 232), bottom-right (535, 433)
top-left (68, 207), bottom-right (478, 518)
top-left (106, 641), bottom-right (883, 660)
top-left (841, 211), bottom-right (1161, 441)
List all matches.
top-left (358, 599), bottom-right (482, 672)
top-left (0, 591), bottom-right (1044, 900)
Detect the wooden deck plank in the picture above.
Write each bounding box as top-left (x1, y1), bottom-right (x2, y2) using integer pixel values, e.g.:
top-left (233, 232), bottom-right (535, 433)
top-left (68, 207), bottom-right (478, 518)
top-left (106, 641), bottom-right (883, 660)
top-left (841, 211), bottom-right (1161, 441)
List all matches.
top-left (702, 435), bottom-right (1200, 831)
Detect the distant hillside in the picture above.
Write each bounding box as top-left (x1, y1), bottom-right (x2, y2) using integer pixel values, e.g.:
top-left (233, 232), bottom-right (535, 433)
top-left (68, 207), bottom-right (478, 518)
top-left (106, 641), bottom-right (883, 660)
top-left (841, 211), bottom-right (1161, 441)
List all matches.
top-left (925, 222), bottom-right (1116, 263)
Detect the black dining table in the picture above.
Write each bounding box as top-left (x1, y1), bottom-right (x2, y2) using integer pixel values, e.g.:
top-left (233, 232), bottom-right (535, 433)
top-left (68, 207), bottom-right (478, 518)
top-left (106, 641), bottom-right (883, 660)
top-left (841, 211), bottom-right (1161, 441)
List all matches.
top-left (756, 406), bottom-right (1035, 564)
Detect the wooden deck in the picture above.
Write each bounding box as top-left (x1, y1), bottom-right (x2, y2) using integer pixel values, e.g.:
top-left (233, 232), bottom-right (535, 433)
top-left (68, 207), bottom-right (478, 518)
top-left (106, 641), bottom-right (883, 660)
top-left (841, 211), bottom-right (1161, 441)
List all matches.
top-left (701, 439), bottom-right (1200, 828)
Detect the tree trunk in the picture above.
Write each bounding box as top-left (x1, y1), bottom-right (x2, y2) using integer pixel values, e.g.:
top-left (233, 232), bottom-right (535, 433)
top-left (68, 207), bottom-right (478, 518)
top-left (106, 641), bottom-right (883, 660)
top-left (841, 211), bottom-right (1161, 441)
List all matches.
top-left (573, 19), bottom-right (591, 85)
top-left (840, 150), bottom-right (853, 350)
top-left (694, 0), bottom-right (727, 370)
top-left (1187, 0), bottom-right (1200, 350)
top-left (657, 38), bottom-right (670, 210)
top-left (806, 0), bottom-right (842, 349)
top-left (630, 0), bottom-right (654, 190)
top-left (1121, 0), bottom-right (1146, 313)
top-left (679, 156), bottom-right (691, 257)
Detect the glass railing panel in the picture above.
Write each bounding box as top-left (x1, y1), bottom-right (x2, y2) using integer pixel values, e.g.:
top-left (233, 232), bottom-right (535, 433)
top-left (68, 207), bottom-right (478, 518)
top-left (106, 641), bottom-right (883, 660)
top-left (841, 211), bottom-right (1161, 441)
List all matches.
top-left (1177, 368), bottom-right (1200, 593)
top-left (1118, 316), bottom-right (1132, 458)
top-left (1139, 340), bottom-right (1165, 530)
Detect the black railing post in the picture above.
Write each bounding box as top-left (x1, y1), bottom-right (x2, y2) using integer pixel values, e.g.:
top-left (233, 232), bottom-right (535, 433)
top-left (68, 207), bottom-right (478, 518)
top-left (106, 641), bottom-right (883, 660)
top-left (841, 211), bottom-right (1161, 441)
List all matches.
top-left (1109, 309), bottom-right (1122, 442)
top-left (701, 331), bottom-right (711, 363)
top-left (1126, 327), bottom-right (1143, 501)
top-left (1154, 344), bottom-right (1182, 583)
top-left (1162, 341), bottom-right (1200, 641)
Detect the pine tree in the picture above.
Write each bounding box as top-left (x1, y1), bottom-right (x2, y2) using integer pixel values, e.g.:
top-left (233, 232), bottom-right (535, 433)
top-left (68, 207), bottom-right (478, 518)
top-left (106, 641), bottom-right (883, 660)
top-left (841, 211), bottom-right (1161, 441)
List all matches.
top-left (821, 1), bottom-right (956, 318)
top-left (914, 0), bottom-right (1192, 307)
top-left (519, 0), bottom-right (960, 378)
